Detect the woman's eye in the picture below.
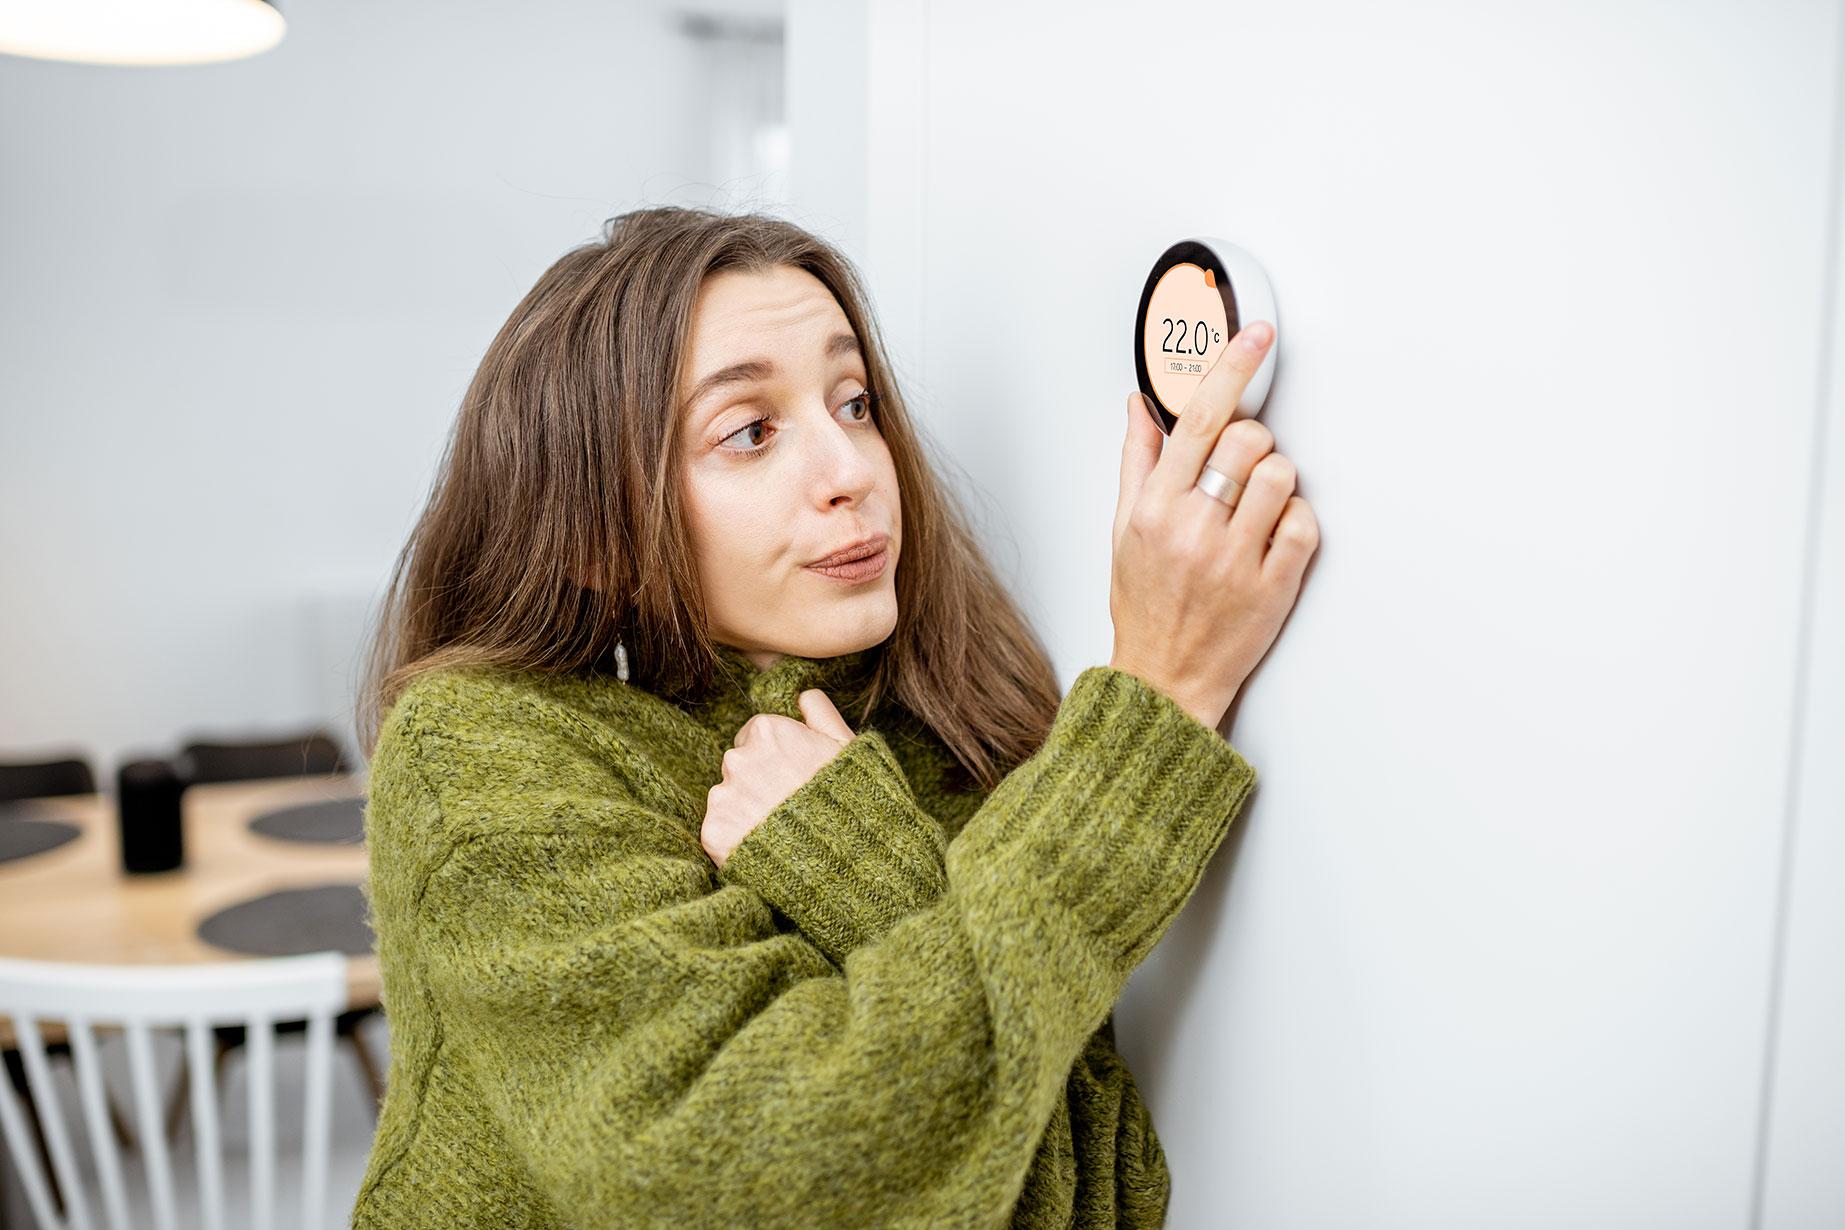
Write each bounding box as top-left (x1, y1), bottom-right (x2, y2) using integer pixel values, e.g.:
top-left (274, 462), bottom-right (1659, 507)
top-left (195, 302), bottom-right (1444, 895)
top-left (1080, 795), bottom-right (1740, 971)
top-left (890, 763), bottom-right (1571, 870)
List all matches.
top-left (719, 417), bottom-right (772, 453)
top-left (841, 389), bottom-right (876, 423)
top-left (718, 390), bottom-right (877, 457)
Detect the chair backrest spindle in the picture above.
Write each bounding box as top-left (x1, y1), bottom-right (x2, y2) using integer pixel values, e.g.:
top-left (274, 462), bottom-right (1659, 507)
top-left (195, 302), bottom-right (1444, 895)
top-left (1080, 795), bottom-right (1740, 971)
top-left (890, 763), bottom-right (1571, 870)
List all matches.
top-left (64, 1017), bottom-right (124, 1230)
top-left (247, 1010), bottom-right (274, 1230)
top-left (185, 1016), bottom-right (225, 1230)
top-left (300, 1009), bottom-right (335, 1230)
top-left (124, 1019), bottom-right (178, 1230)
top-left (9, 1014), bottom-right (94, 1230)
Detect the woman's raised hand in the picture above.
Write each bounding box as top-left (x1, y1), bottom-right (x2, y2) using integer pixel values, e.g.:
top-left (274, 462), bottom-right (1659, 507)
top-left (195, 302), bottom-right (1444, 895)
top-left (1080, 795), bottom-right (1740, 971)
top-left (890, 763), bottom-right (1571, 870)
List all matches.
top-left (1109, 321), bottom-right (1319, 730)
top-left (701, 689), bottom-right (853, 870)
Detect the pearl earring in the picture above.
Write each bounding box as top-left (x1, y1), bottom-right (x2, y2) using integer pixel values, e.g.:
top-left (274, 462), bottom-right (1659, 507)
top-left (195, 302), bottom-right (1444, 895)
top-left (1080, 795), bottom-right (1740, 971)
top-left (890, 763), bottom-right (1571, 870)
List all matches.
top-left (615, 638), bottom-right (630, 683)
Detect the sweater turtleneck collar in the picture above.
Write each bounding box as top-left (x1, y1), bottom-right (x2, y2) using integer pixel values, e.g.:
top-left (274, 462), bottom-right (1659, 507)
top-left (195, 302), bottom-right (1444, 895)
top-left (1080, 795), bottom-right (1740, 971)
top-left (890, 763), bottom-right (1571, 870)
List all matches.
top-left (680, 641), bottom-right (883, 743)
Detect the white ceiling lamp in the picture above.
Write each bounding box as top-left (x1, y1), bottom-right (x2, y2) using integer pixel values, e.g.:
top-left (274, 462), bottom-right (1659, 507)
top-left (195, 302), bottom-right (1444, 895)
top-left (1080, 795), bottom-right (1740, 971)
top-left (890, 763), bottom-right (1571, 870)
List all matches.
top-left (0, 0), bottom-right (284, 66)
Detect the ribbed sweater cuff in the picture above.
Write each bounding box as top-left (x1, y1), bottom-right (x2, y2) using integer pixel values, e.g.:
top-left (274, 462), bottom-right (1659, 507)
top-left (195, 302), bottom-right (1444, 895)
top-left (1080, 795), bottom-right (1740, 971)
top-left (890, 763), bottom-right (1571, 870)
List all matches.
top-left (946, 665), bottom-right (1258, 978)
top-left (716, 728), bottom-right (948, 967)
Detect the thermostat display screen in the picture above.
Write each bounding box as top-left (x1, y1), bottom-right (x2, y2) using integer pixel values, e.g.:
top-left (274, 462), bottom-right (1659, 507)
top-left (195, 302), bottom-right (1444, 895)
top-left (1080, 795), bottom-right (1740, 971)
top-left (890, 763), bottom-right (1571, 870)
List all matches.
top-left (1142, 262), bottom-right (1229, 418)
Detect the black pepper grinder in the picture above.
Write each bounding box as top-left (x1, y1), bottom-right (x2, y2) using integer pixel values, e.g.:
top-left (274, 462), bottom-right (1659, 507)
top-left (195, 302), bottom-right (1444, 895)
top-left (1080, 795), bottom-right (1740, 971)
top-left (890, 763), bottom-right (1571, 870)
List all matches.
top-left (116, 758), bottom-right (186, 874)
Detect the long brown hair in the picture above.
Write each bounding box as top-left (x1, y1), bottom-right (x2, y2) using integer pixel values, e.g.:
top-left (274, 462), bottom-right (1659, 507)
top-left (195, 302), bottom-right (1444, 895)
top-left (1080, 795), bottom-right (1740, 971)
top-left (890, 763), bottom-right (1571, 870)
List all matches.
top-left (353, 205), bottom-right (1061, 792)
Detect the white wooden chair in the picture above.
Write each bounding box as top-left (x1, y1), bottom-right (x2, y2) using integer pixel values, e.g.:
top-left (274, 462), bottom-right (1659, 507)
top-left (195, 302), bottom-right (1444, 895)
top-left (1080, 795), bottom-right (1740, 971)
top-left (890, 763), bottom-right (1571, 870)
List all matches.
top-left (0, 953), bottom-right (347, 1230)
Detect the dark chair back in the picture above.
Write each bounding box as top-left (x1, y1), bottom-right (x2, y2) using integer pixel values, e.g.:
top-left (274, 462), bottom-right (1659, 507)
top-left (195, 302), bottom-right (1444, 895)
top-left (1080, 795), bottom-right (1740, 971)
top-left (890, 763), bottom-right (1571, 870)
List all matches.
top-left (0, 756), bottom-right (97, 803)
top-left (175, 732), bottom-right (350, 786)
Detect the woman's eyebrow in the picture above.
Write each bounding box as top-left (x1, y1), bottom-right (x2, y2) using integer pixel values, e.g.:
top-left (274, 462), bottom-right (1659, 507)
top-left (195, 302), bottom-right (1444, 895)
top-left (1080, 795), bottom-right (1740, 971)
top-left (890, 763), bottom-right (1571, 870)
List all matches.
top-left (683, 332), bottom-right (862, 417)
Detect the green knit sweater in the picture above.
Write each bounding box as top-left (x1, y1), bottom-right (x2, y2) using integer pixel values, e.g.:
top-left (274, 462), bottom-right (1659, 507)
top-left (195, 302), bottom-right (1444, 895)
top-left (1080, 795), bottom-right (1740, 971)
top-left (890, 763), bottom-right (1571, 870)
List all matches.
top-left (350, 643), bottom-right (1257, 1229)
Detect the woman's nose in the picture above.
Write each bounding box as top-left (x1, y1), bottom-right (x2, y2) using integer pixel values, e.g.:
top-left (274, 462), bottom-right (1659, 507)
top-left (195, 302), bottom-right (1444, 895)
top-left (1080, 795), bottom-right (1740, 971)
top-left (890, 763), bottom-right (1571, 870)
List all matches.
top-left (812, 414), bottom-right (875, 495)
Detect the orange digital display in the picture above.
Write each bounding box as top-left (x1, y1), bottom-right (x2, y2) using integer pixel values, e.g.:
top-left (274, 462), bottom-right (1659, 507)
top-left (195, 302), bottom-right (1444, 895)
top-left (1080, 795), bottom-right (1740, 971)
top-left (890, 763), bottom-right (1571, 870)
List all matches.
top-left (1141, 262), bottom-right (1229, 419)
top-left (1135, 236), bottom-right (1276, 433)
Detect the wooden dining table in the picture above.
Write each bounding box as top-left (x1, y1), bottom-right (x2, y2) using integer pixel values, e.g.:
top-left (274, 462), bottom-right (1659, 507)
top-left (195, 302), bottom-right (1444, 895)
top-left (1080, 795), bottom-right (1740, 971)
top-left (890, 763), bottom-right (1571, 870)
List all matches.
top-left (0, 774), bottom-right (376, 1050)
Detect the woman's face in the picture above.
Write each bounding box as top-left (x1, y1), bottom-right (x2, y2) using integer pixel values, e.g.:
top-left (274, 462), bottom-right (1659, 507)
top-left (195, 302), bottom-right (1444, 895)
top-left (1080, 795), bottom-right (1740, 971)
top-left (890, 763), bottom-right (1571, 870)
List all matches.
top-left (677, 264), bottom-right (901, 672)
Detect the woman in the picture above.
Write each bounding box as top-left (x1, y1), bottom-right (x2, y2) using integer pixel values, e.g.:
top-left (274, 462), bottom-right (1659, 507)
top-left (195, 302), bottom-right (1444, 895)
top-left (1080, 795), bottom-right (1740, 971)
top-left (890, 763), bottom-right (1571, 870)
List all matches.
top-left (349, 205), bottom-right (1317, 1228)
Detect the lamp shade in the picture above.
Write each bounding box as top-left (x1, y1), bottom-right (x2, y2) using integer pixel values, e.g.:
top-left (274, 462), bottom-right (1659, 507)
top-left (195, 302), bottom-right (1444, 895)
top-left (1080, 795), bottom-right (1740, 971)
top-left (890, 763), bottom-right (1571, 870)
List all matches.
top-left (0, 0), bottom-right (284, 66)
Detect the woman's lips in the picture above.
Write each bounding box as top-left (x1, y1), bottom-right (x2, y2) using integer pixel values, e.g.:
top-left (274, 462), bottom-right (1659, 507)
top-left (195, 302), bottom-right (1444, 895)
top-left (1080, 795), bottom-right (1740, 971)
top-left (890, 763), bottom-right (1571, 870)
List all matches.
top-left (804, 545), bottom-right (890, 583)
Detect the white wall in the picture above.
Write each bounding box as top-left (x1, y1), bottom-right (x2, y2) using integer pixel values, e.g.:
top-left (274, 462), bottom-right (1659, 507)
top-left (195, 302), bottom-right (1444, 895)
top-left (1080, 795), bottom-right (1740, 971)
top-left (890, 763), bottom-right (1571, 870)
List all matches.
top-left (0, 0), bottom-right (785, 782)
top-left (790, 0), bottom-right (1845, 1224)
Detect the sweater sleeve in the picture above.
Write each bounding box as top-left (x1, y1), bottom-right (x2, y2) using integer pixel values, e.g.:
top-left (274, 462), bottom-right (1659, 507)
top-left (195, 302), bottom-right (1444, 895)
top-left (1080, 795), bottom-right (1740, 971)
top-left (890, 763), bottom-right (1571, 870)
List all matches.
top-left (714, 715), bottom-right (1175, 1226)
top-left (713, 726), bottom-right (949, 967)
top-left (1013, 1023), bottom-right (1173, 1227)
top-left (381, 664), bottom-right (1256, 1229)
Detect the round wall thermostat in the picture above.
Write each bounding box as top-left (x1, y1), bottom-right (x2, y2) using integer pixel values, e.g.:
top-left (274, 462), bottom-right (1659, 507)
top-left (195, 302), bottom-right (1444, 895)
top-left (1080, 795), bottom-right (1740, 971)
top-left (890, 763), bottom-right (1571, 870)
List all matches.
top-left (1133, 236), bottom-right (1278, 433)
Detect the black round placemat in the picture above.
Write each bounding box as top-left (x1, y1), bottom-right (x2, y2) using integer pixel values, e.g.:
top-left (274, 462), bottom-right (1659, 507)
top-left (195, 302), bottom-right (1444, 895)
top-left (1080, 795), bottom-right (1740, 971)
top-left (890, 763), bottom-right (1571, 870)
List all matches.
top-left (247, 797), bottom-right (366, 846)
top-left (196, 883), bottom-right (373, 957)
top-left (0, 807), bottom-right (81, 864)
